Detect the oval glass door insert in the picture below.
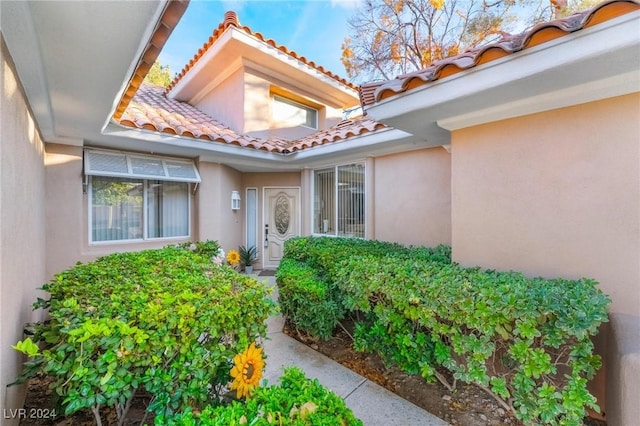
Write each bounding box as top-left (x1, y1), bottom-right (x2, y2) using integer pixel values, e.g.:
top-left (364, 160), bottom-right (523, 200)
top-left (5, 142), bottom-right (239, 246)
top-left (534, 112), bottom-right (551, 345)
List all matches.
top-left (274, 195), bottom-right (290, 235)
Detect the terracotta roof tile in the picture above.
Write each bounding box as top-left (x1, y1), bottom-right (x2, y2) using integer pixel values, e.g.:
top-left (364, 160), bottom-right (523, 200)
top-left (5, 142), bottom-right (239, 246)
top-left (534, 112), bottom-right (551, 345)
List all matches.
top-left (288, 116), bottom-right (387, 152)
top-left (113, 0), bottom-right (189, 121)
top-left (360, 0), bottom-right (640, 107)
top-left (166, 11), bottom-right (357, 94)
top-left (119, 84), bottom-right (386, 153)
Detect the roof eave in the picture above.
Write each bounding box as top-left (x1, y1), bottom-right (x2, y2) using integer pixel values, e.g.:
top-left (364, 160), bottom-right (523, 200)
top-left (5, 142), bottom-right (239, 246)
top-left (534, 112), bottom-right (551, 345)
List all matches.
top-left (364, 10), bottom-right (640, 139)
top-left (167, 26), bottom-right (359, 107)
top-left (102, 121), bottom-right (428, 172)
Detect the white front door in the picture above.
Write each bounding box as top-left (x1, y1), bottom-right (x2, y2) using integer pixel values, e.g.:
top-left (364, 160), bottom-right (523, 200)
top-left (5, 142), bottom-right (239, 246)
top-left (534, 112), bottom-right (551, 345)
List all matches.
top-left (263, 187), bottom-right (300, 269)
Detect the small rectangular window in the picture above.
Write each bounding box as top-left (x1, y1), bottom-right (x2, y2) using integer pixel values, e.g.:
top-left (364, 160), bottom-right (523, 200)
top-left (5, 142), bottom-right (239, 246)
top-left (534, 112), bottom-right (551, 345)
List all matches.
top-left (272, 95), bottom-right (318, 129)
top-left (85, 149), bottom-right (201, 183)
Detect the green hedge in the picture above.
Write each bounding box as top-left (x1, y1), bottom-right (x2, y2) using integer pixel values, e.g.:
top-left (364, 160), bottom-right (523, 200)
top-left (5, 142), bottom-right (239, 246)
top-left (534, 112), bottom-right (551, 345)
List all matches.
top-left (276, 258), bottom-right (344, 339)
top-left (276, 237), bottom-right (450, 338)
top-left (13, 242), bottom-right (277, 424)
top-left (277, 237), bottom-right (610, 425)
top-left (156, 367), bottom-right (362, 425)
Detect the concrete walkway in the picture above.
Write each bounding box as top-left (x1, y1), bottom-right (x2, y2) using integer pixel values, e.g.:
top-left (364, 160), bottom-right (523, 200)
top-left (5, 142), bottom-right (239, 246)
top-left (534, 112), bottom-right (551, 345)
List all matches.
top-left (258, 275), bottom-right (448, 426)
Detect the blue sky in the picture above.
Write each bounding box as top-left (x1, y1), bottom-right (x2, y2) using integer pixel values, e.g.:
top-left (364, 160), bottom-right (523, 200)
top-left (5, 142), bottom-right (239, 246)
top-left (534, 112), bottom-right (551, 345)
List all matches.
top-left (159, 0), bottom-right (361, 82)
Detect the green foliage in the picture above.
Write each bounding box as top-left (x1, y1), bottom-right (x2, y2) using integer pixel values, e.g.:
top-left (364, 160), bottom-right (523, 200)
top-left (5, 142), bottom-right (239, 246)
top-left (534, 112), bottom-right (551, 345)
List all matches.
top-left (276, 258), bottom-right (344, 340)
top-left (278, 236), bottom-right (610, 425)
top-left (12, 338), bottom-right (40, 357)
top-left (144, 60), bottom-right (172, 87)
top-left (157, 367), bottom-right (362, 425)
top-left (13, 242), bottom-right (276, 424)
top-left (238, 245), bottom-right (258, 266)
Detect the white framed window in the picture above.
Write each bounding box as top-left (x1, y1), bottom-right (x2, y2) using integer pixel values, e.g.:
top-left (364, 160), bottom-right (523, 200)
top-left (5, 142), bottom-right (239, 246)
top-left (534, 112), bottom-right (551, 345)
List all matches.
top-left (85, 150), bottom-right (198, 244)
top-left (90, 177), bottom-right (191, 243)
top-left (272, 95), bottom-right (318, 129)
top-left (313, 163), bottom-right (365, 238)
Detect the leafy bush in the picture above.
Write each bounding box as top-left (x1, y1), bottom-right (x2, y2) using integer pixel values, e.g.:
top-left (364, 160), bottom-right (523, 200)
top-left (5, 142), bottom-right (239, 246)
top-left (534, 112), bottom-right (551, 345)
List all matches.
top-left (13, 243), bottom-right (277, 425)
top-left (275, 258), bottom-right (344, 339)
top-left (157, 367), bottom-right (363, 425)
top-left (278, 237), bottom-right (610, 425)
top-left (277, 237), bottom-right (450, 339)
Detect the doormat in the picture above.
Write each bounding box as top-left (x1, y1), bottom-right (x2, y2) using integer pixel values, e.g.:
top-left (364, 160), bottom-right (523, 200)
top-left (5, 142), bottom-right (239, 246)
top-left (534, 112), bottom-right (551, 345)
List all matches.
top-left (258, 270), bottom-right (276, 276)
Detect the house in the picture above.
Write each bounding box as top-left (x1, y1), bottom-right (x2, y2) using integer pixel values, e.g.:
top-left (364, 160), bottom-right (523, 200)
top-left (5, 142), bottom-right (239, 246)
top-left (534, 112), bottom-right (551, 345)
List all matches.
top-left (360, 1), bottom-right (640, 424)
top-left (1, 0), bottom-right (638, 424)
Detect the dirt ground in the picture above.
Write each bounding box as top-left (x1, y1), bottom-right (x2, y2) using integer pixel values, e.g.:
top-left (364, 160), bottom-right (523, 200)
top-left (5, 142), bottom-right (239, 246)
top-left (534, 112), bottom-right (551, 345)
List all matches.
top-left (283, 320), bottom-right (607, 426)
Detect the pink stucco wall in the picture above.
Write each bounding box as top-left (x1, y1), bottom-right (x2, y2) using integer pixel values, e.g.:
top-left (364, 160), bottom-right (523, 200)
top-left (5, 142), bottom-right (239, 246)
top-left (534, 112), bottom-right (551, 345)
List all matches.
top-left (195, 65), bottom-right (346, 140)
top-left (451, 93), bottom-right (640, 424)
top-left (195, 67), bottom-right (245, 134)
top-left (1, 36), bottom-right (47, 425)
top-left (196, 161), bottom-right (243, 251)
top-left (373, 147), bottom-right (452, 247)
top-left (451, 94), bottom-right (639, 316)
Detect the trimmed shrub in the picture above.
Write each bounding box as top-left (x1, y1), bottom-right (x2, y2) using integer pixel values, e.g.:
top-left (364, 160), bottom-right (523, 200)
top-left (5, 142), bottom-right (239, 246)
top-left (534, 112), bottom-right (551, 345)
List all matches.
top-left (277, 236), bottom-right (610, 425)
top-left (275, 258), bottom-right (344, 339)
top-left (277, 237), bottom-right (450, 338)
top-left (13, 243), bottom-right (277, 424)
top-left (156, 367), bottom-right (363, 425)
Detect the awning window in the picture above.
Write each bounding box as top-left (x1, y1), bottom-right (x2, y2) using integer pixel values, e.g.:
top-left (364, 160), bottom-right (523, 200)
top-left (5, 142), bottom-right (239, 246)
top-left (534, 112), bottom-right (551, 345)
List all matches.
top-left (84, 149), bottom-right (201, 183)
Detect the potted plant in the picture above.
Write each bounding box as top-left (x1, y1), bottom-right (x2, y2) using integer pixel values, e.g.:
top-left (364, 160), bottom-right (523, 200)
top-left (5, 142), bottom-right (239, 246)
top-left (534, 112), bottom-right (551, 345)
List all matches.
top-left (238, 245), bottom-right (258, 274)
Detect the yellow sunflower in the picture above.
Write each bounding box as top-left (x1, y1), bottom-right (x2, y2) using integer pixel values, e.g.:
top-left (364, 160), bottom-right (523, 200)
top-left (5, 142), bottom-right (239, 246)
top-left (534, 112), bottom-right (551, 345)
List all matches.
top-left (230, 342), bottom-right (265, 399)
top-left (227, 249), bottom-right (240, 266)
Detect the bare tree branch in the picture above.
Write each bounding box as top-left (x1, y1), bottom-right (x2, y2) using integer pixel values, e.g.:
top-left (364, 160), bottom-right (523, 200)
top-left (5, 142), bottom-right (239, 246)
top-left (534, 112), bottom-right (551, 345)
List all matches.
top-left (341, 0), bottom-right (560, 83)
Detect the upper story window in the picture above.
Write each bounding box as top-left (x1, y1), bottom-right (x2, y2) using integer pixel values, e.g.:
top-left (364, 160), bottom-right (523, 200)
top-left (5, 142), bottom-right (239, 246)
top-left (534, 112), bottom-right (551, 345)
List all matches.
top-left (313, 163), bottom-right (365, 238)
top-left (272, 95), bottom-right (318, 129)
top-left (84, 149), bottom-right (200, 244)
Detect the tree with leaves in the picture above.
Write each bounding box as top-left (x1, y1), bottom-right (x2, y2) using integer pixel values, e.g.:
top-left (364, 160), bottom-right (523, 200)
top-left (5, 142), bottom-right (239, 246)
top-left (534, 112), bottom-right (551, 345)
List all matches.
top-left (341, 0), bottom-right (589, 83)
top-left (144, 60), bottom-right (172, 87)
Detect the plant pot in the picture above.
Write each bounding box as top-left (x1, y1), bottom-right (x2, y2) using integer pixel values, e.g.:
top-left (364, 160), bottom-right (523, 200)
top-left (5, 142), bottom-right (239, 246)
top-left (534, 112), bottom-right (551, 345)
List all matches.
top-left (245, 265), bottom-right (253, 274)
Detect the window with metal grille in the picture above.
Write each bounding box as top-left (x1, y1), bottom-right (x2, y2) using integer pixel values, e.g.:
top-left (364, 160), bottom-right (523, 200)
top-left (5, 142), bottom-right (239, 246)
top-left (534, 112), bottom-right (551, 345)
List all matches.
top-left (313, 163), bottom-right (365, 238)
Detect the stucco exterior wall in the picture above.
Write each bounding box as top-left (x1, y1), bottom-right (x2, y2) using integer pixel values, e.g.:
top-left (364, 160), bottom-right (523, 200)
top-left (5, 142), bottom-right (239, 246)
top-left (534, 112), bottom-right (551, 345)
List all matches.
top-left (195, 67), bottom-right (245, 134)
top-left (1, 36), bottom-right (47, 425)
top-left (243, 69), bottom-right (345, 140)
top-left (451, 94), bottom-right (639, 316)
top-left (196, 162), bottom-right (243, 251)
top-left (243, 71), bottom-right (270, 135)
top-left (451, 93), bottom-right (640, 424)
top-left (373, 147), bottom-right (451, 246)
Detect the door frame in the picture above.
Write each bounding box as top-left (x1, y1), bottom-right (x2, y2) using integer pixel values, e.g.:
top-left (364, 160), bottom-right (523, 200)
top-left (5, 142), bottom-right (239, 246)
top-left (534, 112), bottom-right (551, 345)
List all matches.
top-left (245, 187), bottom-right (258, 251)
top-left (262, 186), bottom-right (301, 270)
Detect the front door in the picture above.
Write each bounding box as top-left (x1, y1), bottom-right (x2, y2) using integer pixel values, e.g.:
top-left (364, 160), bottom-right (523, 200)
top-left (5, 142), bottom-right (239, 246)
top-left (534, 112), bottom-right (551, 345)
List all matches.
top-left (263, 187), bottom-right (300, 269)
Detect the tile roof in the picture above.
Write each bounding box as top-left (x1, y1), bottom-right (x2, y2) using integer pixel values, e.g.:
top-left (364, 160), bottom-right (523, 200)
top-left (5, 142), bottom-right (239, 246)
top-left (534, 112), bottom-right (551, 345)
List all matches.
top-left (359, 0), bottom-right (640, 107)
top-left (166, 11), bottom-right (358, 94)
top-left (112, 0), bottom-right (189, 121)
top-left (120, 83), bottom-right (386, 154)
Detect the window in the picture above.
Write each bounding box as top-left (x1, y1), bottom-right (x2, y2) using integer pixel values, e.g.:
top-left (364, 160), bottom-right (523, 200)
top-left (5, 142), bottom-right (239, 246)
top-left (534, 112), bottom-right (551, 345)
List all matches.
top-left (272, 95), bottom-right (318, 129)
top-left (85, 150), bottom-right (199, 243)
top-left (90, 177), bottom-right (190, 242)
top-left (313, 163), bottom-right (365, 238)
